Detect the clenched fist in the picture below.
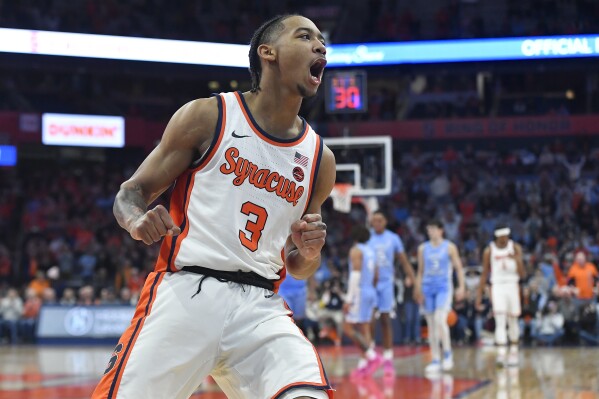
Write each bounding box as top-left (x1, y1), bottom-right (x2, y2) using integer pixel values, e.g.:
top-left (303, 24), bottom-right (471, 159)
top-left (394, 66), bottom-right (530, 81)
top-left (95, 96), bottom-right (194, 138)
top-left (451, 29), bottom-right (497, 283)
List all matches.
top-left (129, 205), bottom-right (181, 245)
top-left (290, 214), bottom-right (327, 260)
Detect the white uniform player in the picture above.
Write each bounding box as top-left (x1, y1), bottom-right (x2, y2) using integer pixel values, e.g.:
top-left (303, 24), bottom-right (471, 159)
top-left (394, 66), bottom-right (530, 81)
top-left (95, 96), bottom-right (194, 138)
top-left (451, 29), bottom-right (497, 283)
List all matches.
top-left (477, 227), bottom-right (525, 367)
top-left (93, 15), bottom-right (336, 399)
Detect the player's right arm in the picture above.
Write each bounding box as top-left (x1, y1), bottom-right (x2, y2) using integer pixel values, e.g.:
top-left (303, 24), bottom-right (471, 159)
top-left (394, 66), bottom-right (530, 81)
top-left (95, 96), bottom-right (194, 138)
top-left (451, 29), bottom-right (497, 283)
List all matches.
top-left (414, 244), bottom-right (425, 304)
top-left (114, 98), bottom-right (219, 245)
top-left (476, 246), bottom-right (491, 309)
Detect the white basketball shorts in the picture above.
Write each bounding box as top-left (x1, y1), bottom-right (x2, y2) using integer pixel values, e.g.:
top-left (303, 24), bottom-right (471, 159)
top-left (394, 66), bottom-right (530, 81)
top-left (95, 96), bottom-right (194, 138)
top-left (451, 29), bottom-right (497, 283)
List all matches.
top-left (491, 282), bottom-right (521, 317)
top-left (92, 271), bottom-right (333, 399)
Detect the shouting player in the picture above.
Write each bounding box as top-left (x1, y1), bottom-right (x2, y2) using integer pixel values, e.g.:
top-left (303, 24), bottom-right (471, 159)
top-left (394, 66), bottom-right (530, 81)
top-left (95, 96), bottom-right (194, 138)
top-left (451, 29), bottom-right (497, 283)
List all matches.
top-left (93, 14), bottom-right (335, 399)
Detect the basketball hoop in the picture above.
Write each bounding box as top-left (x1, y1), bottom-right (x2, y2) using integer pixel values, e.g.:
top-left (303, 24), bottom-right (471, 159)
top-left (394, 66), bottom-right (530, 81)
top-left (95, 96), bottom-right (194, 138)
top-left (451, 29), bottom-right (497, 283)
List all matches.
top-left (330, 183), bottom-right (354, 213)
top-left (330, 183), bottom-right (380, 220)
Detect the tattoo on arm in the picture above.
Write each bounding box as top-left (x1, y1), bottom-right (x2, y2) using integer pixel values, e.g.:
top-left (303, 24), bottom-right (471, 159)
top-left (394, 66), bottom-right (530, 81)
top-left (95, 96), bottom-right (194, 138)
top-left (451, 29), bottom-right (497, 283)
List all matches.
top-left (114, 183), bottom-right (148, 231)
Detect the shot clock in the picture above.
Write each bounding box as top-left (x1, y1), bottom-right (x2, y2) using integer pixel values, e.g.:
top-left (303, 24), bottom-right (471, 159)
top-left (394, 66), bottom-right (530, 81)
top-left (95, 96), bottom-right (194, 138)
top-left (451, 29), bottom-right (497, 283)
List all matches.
top-left (324, 70), bottom-right (367, 114)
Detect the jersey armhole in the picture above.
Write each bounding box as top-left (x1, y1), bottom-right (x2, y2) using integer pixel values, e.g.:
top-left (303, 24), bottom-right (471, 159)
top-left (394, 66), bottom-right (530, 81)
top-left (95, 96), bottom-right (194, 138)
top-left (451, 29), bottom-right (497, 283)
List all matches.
top-left (190, 94), bottom-right (226, 170)
top-left (303, 134), bottom-right (324, 215)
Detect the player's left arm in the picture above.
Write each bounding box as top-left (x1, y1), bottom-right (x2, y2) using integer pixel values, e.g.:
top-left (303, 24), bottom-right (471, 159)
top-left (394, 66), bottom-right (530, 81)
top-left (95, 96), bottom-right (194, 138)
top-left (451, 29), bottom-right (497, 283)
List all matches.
top-left (449, 242), bottom-right (466, 300)
top-left (285, 145), bottom-right (336, 280)
top-left (513, 243), bottom-right (526, 280)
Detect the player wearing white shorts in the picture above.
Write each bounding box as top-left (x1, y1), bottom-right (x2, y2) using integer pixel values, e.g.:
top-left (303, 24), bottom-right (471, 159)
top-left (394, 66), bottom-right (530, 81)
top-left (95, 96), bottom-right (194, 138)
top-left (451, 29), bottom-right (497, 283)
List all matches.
top-left (92, 15), bottom-right (335, 399)
top-left (476, 226), bottom-right (526, 367)
top-left (342, 225), bottom-right (380, 379)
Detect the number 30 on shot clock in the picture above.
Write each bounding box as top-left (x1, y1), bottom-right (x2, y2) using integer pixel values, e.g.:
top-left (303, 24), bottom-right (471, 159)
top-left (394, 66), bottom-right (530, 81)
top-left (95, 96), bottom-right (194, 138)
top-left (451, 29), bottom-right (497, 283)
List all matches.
top-left (325, 70), bottom-right (368, 114)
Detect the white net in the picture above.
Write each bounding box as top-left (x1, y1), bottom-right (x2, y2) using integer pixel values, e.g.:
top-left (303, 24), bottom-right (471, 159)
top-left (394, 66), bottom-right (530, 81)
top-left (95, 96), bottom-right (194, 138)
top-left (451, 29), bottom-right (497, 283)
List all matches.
top-left (329, 183), bottom-right (354, 213)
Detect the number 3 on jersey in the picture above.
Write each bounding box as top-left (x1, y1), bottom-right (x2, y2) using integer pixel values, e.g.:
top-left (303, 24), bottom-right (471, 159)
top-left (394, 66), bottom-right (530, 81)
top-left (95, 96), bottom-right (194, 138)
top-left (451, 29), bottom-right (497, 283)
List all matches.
top-left (239, 202), bottom-right (268, 252)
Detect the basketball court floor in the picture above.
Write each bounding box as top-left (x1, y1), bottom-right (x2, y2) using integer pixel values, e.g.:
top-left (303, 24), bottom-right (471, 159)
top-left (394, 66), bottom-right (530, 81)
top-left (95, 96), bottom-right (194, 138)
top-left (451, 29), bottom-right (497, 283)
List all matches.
top-left (0, 344), bottom-right (597, 398)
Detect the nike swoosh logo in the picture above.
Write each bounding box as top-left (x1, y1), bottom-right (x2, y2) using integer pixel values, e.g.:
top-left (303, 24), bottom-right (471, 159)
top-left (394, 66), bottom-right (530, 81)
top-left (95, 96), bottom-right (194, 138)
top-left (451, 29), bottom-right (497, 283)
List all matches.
top-left (232, 131), bottom-right (251, 138)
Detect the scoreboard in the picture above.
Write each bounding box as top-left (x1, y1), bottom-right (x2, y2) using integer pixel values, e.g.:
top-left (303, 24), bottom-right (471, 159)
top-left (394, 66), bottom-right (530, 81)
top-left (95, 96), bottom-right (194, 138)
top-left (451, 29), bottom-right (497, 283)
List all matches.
top-left (324, 70), bottom-right (367, 114)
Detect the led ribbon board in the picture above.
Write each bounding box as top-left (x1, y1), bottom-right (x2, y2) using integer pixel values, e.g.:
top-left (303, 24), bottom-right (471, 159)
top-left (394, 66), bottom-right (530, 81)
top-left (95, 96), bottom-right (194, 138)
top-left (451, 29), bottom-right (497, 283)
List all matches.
top-left (0, 28), bottom-right (598, 66)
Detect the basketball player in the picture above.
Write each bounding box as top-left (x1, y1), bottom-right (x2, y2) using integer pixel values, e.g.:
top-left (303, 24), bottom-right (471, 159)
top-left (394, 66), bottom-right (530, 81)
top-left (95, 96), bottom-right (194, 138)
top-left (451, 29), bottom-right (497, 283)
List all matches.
top-left (278, 273), bottom-right (313, 335)
top-left (476, 226), bottom-right (526, 367)
top-left (415, 220), bottom-right (465, 373)
top-left (342, 225), bottom-right (380, 379)
top-left (368, 210), bottom-right (416, 378)
top-left (92, 15), bottom-right (335, 399)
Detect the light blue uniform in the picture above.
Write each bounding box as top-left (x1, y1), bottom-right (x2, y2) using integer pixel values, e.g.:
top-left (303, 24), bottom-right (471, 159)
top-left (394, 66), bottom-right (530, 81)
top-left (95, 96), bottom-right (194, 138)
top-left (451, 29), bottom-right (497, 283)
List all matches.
top-left (278, 274), bottom-right (307, 319)
top-left (421, 240), bottom-right (453, 314)
top-left (368, 230), bottom-right (405, 313)
top-left (346, 243), bottom-right (377, 323)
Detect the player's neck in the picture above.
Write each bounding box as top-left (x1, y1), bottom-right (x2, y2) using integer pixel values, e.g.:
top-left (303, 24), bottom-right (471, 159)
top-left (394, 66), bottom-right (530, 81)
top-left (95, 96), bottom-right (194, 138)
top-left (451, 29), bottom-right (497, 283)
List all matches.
top-left (430, 238), bottom-right (443, 246)
top-left (243, 87), bottom-right (302, 139)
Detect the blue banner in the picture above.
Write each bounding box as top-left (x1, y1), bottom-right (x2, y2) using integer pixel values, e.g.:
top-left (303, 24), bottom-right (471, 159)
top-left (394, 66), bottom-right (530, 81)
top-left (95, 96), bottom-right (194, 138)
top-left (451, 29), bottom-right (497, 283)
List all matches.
top-left (327, 35), bottom-right (599, 67)
top-left (0, 145), bottom-right (17, 166)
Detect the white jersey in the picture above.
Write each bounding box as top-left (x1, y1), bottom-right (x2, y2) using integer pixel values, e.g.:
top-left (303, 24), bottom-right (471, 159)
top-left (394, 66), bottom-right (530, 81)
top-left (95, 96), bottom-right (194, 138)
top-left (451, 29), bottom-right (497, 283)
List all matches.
top-left (154, 91), bottom-right (323, 286)
top-left (490, 240), bottom-right (519, 284)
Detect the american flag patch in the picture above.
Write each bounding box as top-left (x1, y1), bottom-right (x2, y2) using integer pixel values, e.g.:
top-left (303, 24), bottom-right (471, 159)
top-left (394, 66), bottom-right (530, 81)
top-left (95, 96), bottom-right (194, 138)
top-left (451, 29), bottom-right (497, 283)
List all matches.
top-left (294, 151), bottom-right (309, 167)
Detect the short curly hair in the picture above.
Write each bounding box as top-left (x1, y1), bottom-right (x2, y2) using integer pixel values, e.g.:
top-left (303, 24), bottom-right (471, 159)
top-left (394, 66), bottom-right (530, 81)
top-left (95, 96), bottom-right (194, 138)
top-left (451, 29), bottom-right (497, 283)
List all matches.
top-left (248, 14), bottom-right (299, 93)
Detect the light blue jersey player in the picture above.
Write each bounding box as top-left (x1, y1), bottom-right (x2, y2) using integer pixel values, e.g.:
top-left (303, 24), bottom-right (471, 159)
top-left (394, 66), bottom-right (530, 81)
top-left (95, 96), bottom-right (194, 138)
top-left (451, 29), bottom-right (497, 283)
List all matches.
top-left (368, 211), bottom-right (415, 377)
top-left (416, 220), bottom-right (465, 373)
top-left (278, 274), bottom-right (308, 322)
top-left (345, 242), bottom-right (377, 324)
top-left (343, 225), bottom-right (382, 378)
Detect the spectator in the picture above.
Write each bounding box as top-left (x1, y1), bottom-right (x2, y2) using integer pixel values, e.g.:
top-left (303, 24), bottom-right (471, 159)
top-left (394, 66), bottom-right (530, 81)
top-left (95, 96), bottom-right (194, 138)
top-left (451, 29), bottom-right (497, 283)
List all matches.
top-left (441, 208), bottom-right (462, 243)
top-left (318, 279), bottom-right (344, 347)
top-left (402, 276), bottom-right (420, 344)
top-left (41, 287), bottom-right (57, 305)
top-left (127, 268), bottom-right (145, 297)
top-left (27, 270), bottom-right (50, 298)
top-left (19, 288), bottom-right (41, 342)
top-left (567, 251), bottom-right (598, 304)
top-left (578, 302), bottom-right (599, 345)
top-left (119, 287), bottom-right (134, 306)
top-left (0, 288), bottom-right (23, 344)
top-left (59, 288), bottom-right (77, 306)
top-left (78, 285), bottom-right (96, 306)
top-left (99, 288), bottom-right (120, 305)
top-left (532, 300), bottom-right (565, 346)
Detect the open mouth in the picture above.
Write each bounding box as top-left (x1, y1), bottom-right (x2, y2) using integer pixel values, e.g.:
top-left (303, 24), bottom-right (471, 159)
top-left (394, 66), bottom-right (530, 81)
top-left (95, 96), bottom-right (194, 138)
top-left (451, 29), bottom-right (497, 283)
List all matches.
top-left (309, 58), bottom-right (327, 85)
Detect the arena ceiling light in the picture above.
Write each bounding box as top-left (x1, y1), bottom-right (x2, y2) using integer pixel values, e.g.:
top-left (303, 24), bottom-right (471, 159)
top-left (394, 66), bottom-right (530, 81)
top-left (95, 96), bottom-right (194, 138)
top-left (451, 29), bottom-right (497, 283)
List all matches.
top-left (0, 28), bottom-right (598, 67)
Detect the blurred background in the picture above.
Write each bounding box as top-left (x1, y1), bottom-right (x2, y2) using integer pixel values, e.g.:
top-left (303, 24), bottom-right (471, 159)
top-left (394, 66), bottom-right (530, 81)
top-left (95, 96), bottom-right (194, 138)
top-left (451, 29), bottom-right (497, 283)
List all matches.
top-left (0, 0), bottom-right (598, 392)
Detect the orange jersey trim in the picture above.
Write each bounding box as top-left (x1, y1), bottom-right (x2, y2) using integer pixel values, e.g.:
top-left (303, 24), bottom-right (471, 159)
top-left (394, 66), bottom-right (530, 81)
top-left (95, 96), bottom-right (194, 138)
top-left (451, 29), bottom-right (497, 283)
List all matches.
top-left (271, 301), bottom-right (333, 398)
top-left (273, 248), bottom-right (288, 294)
top-left (303, 132), bottom-right (323, 214)
top-left (92, 272), bottom-right (164, 399)
top-left (234, 91), bottom-right (309, 148)
top-left (155, 94), bottom-right (227, 273)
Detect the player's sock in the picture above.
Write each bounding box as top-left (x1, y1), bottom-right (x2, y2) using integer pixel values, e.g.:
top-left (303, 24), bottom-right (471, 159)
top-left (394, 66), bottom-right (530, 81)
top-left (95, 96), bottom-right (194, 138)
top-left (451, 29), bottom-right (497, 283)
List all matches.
top-left (383, 349), bottom-right (393, 361)
top-left (494, 313), bottom-right (507, 346)
top-left (496, 345), bottom-right (508, 366)
top-left (366, 348), bottom-right (378, 360)
top-left (435, 310), bottom-right (451, 354)
top-left (357, 358), bottom-right (368, 369)
top-left (507, 316), bottom-right (520, 343)
top-left (425, 314), bottom-right (440, 361)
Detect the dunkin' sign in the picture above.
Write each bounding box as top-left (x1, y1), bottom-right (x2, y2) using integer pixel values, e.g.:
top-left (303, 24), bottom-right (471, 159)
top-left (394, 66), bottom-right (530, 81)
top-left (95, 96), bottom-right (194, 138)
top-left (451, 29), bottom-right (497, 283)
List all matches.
top-left (42, 113), bottom-right (125, 147)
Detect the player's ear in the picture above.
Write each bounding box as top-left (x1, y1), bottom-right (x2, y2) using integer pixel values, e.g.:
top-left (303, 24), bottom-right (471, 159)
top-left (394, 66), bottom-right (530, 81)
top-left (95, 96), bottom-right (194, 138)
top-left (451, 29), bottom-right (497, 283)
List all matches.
top-left (258, 44), bottom-right (276, 62)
